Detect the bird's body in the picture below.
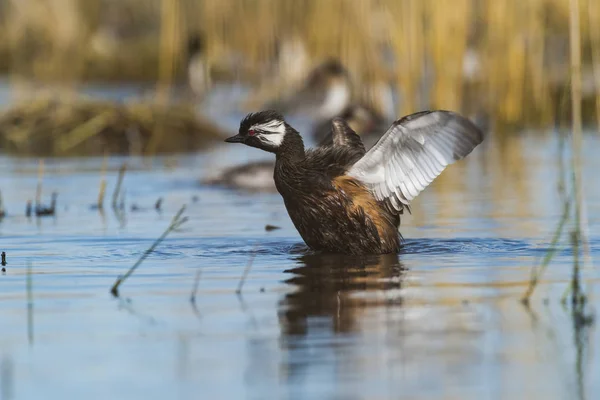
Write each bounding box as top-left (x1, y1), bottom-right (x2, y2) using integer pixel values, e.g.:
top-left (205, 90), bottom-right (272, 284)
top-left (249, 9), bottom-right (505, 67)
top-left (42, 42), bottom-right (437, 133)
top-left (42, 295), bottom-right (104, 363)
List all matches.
top-left (226, 110), bottom-right (484, 255)
top-left (274, 153), bottom-right (400, 254)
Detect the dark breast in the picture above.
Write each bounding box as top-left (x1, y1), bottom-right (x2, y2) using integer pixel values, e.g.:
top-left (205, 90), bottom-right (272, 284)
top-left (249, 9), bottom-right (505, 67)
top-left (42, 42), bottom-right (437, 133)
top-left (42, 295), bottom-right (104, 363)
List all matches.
top-left (275, 165), bottom-right (400, 254)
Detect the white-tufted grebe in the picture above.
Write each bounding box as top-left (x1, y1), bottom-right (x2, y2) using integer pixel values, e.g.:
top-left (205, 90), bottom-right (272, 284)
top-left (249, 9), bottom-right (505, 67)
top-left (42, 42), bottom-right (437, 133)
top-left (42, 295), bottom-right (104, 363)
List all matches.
top-left (225, 110), bottom-right (484, 254)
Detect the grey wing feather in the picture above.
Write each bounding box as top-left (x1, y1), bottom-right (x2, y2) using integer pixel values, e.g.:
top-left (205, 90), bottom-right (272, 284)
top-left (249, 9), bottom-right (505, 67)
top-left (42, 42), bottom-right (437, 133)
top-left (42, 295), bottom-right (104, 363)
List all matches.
top-left (347, 110), bottom-right (484, 213)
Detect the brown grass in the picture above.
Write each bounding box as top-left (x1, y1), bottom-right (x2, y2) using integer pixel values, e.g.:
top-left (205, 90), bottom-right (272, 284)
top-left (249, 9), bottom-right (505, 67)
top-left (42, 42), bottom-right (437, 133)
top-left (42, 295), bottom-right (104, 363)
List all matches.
top-left (0, 95), bottom-right (226, 156)
top-left (0, 0), bottom-right (598, 129)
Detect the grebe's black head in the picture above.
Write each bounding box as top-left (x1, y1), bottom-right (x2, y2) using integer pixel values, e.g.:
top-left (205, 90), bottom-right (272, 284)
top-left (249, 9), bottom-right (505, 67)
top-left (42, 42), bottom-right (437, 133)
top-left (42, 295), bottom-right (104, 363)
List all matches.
top-left (306, 59), bottom-right (349, 86)
top-left (341, 104), bottom-right (385, 132)
top-left (187, 33), bottom-right (205, 59)
top-left (226, 110), bottom-right (296, 153)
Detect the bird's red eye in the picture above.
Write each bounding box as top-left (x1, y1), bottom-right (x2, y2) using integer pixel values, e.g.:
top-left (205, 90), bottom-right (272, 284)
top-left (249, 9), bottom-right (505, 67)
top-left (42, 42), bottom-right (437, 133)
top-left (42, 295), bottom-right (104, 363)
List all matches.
top-left (248, 129), bottom-right (256, 136)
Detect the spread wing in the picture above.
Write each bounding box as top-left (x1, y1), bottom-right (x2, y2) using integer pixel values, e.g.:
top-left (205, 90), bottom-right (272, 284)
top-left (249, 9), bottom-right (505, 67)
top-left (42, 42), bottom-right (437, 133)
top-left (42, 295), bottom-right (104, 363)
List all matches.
top-left (347, 110), bottom-right (484, 213)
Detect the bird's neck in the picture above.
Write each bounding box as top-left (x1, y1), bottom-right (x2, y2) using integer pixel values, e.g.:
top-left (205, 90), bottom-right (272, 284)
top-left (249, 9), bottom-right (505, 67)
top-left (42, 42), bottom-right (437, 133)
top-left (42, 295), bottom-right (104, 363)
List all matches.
top-left (276, 128), bottom-right (305, 164)
top-left (274, 129), bottom-right (308, 197)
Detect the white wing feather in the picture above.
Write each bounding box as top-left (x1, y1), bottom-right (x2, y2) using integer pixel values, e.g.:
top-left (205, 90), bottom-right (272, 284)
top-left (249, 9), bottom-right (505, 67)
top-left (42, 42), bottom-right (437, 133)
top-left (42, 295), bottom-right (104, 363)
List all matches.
top-left (347, 110), bottom-right (484, 212)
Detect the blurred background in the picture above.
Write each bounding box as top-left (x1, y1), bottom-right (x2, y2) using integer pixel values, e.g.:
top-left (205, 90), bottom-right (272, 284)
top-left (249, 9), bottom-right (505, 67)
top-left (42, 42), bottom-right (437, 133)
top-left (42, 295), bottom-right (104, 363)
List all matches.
top-left (0, 0), bottom-right (598, 156)
top-left (0, 2), bottom-right (599, 399)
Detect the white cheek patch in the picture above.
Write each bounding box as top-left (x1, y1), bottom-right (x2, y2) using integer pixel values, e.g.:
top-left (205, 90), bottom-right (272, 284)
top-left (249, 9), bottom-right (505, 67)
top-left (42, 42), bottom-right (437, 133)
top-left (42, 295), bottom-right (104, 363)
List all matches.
top-left (260, 131), bottom-right (285, 146)
top-left (251, 120), bottom-right (286, 147)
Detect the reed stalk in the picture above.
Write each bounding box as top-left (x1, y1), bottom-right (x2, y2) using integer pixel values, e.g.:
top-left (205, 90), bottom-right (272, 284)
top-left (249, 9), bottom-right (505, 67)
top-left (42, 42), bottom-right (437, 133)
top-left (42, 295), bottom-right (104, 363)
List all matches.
top-left (97, 151), bottom-right (108, 209)
top-left (236, 249), bottom-right (257, 294)
top-left (146, 0), bottom-right (182, 156)
top-left (0, 190), bottom-right (5, 218)
top-left (568, 0), bottom-right (585, 306)
top-left (111, 163), bottom-right (126, 210)
top-left (35, 159), bottom-right (44, 209)
top-left (55, 111), bottom-right (113, 154)
top-left (190, 268), bottom-right (202, 320)
top-left (522, 199), bottom-right (571, 304)
top-left (190, 269), bottom-right (201, 303)
top-left (589, 0), bottom-right (600, 132)
top-left (523, 0), bottom-right (592, 304)
top-left (110, 205), bottom-right (188, 297)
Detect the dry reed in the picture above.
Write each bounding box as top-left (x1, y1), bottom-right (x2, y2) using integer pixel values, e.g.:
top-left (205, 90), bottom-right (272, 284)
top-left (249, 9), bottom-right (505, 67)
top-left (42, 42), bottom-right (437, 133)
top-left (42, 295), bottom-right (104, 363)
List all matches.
top-left (97, 152), bottom-right (108, 209)
top-left (522, 0), bottom-right (592, 306)
top-left (236, 248), bottom-right (257, 294)
top-left (1, 0), bottom-right (597, 129)
top-left (0, 190), bottom-right (5, 218)
top-left (190, 269), bottom-right (201, 305)
top-left (588, 0), bottom-right (600, 131)
top-left (112, 162), bottom-right (127, 210)
top-left (35, 159), bottom-right (43, 209)
top-left (0, 96), bottom-right (226, 156)
top-left (567, 0), bottom-right (586, 306)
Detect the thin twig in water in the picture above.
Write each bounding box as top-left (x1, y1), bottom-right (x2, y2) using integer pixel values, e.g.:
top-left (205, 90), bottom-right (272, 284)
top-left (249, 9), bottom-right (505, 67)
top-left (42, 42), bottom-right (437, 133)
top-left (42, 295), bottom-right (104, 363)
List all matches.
top-left (112, 163), bottom-right (127, 209)
top-left (110, 205), bottom-right (188, 297)
top-left (522, 199), bottom-right (571, 304)
top-left (236, 249), bottom-right (256, 294)
top-left (190, 269), bottom-right (202, 320)
top-left (236, 292), bottom-right (259, 330)
top-left (116, 297), bottom-right (158, 324)
top-left (523, 0), bottom-right (593, 307)
top-left (190, 269), bottom-right (201, 303)
top-left (0, 190), bottom-right (6, 218)
top-left (97, 151), bottom-right (108, 209)
top-left (111, 163), bottom-right (127, 225)
top-left (568, 0), bottom-right (587, 306)
top-left (27, 261), bottom-right (33, 345)
top-left (35, 159), bottom-right (44, 210)
top-left (119, 189), bottom-right (126, 210)
top-left (561, 229), bottom-right (588, 306)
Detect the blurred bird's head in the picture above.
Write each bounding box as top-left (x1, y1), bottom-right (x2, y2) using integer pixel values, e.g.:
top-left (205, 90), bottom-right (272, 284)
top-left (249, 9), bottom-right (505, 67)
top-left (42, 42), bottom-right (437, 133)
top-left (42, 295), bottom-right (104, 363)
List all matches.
top-left (268, 59), bottom-right (353, 121)
top-left (304, 59), bottom-right (350, 88)
top-left (339, 104), bottom-right (385, 134)
top-left (187, 33), bottom-right (205, 59)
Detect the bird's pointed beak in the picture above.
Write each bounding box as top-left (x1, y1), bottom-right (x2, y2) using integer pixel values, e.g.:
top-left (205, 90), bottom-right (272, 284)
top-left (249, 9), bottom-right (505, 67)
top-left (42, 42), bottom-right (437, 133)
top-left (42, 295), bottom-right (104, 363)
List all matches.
top-left (225, 134), bottom-right (245, 143)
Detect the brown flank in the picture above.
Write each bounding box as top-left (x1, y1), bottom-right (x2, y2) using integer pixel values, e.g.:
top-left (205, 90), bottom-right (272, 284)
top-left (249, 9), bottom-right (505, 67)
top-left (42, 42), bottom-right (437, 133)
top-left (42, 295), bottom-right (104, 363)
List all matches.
top-left (333, 175), bottom-right (390, 239)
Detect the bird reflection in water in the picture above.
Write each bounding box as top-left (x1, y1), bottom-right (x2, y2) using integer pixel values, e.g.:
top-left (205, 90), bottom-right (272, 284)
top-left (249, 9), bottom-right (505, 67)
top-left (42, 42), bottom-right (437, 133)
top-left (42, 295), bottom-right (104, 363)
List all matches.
top-left (280, 252), bottom-right (406, 335)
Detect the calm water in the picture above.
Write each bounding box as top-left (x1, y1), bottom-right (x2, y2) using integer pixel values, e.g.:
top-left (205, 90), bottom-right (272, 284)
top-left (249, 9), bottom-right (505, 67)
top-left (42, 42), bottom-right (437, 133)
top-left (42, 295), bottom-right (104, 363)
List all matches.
top-left (0, 85), bottom-right (599, 399)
